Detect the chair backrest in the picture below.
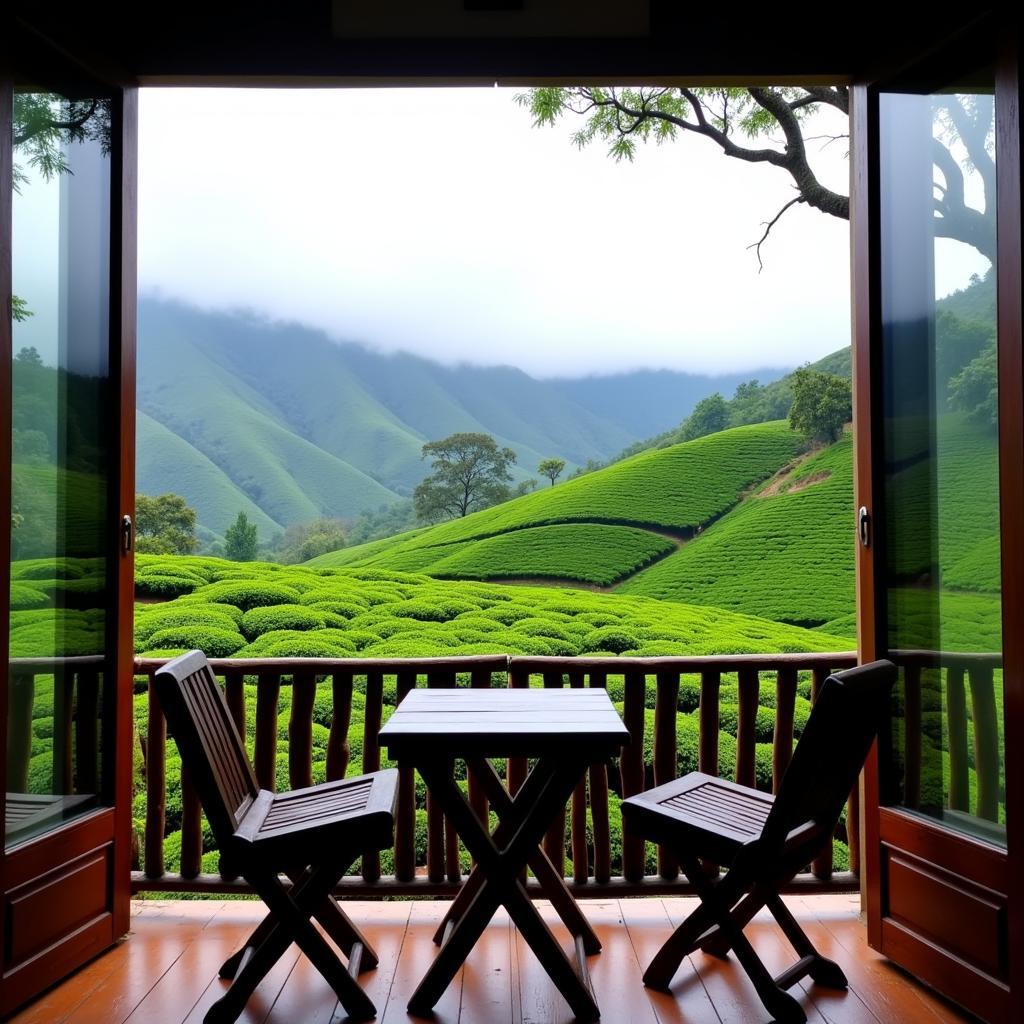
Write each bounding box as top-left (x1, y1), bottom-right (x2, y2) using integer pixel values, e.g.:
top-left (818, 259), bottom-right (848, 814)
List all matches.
top-left (153, 649), bottom-right (260, 846)
top-left (760, 659), bottom-right (896, 857)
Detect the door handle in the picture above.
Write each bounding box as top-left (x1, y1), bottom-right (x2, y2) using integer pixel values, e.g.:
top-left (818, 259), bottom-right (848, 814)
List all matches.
top-left (858, 506), bottom-right (870, 548)
top-left (121, 514), bottom-right (133, 554)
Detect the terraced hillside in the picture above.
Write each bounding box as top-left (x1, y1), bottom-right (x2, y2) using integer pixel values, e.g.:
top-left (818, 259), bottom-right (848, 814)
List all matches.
top-left (312, 413), bottom-right (1001, 642)
top-left (310, 421), bottom-right (805, 579)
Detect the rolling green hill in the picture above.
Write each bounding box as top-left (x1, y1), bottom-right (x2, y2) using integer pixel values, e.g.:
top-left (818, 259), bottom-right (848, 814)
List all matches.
top-left (309, 421), bottom-right (805, 576)
top-left (140, 298), bottom-right (687, 539)
top-left (310, 412), bottom-right (1001, 646)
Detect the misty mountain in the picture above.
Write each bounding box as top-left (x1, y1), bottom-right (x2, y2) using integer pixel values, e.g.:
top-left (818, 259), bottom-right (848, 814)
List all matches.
top-left (136, 298), bottom-right (799, 541)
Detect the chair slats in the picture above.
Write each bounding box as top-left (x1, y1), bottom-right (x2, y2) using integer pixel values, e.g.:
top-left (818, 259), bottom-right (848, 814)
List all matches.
top-left (623, 660), bottom-right (896, 1024)
top-left (154, 650), bottom-right (397, 1024)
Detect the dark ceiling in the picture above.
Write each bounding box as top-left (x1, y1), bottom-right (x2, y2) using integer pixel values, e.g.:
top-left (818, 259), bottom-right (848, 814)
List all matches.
top-left (9, 2), bottom-right (998, 85)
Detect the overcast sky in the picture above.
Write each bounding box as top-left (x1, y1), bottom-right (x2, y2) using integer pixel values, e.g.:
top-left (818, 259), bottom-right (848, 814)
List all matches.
top-left (135, 87), bottom-right (988, 378)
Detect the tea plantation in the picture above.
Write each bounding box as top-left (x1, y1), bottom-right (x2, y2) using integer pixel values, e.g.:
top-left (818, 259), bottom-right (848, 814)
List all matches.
top-left (310, 421), bottom-right (804, 571)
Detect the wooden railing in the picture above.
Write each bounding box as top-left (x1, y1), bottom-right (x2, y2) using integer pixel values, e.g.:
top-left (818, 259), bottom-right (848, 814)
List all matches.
top-left (891, 650), bottom-right (1004, 825)
top-left (5, 655), bottom-right (105, 799)
top-left (8, 650), bottom-right (1003, 894)
top-left (130, 652), bottom-right (863, 897)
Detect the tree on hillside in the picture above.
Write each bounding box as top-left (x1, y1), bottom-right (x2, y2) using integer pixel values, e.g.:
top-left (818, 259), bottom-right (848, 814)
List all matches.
top-left (135, 493), bottom-right (198, 555)
top-left (681, 392), bottom-right (729, 441)
top-left (788, 368), bottom-right (852, 443)
top-left (519, 88), bottom-right (994, 265)
top-left (413, 432), bottom-right (517, 523)
top-left (538, 457), bottom-right (566, 487)
top-left (949, 346), bottom-right (997, 429)
top-left (274, 517), bottom-right (347, 564)
top-left (224, 511), bottom-right (259, 561)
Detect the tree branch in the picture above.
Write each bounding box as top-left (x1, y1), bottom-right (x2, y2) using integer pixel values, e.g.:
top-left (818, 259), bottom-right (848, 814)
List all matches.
top-left (747, 195), bottom-right (806, 271)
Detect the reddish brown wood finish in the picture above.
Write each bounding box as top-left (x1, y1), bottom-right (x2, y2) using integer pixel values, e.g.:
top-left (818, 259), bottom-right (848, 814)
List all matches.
top-left (112, 84), bottom-right (138, 943)
top-left (810, 667), bottom-right (835, 880)
top-left (326, 670), bottom-right (353, 780)
top-left (995, 34), bottom-right (1023, 1024)
top-left (363, 669), bottom-right (384, 883)
top-left (735, 667), bottom-right (759, 789)
top-left (620, 670), bottom-right (646, 883)
top-left (542, 671), bottom-right (566, 878)
top-left (288, 672), bottom-right (316, 790)
top-left (144, 673), bottom-right (166, 879)
top-left (654, 669), bottom-right (680, 880)
top-left (253, 674), bottom-right (280, 791)
top-left (772, 666), bottom-right (797, 793)
top-left (850, 79), bottom-right (884, 943)
top-left (393, 669), bottom-right (417, 883)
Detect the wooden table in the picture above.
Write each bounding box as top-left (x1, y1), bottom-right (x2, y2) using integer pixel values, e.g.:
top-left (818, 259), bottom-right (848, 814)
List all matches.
top-left (379, 686), bottom-right (629, 1021)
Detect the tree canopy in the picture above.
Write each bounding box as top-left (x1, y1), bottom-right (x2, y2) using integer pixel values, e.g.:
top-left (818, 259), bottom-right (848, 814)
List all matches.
top-left (413, 432), bottom-right (517, 523)
top-left (273, 517), bottom-right (347, 564)
top-left (135, 493), bottom-right (198, 555)
top-left (681, 393), bottom-right (729, 441)
top-left (538, 457), bottom-right (566, 486)
top-left (788, 369), bottom-right (852, 443)
top-left (519, 87), bottom-right (994, 265)
top-left (224, 511), bottom-right (259, 561)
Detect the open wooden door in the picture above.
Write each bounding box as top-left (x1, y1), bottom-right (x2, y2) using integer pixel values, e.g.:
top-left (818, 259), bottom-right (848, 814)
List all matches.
top-left (853, 21), bottom-right (1022, 1024)
top-left (0, 21), bottom-right (136, 1015)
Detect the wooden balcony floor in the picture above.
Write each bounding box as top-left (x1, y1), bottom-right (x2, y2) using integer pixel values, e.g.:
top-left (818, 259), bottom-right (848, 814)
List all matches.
top-left (12, 895), bottom-right (973, 1024)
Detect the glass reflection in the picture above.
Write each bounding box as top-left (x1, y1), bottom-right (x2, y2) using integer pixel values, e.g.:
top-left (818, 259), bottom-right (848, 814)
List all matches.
top-left (6, 91), bottom-right (112, 847)
top-left (879, 83), bottom-right (1004, 845)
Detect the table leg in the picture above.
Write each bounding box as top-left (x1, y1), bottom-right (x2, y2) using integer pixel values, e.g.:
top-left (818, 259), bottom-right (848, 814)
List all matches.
top-left (411, 757), bottom-right (599, 1020)
top-left (435, 757), bottom-right (601, 955)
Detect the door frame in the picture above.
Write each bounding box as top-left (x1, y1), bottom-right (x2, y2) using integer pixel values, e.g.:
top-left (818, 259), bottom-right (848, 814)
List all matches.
top-left (0, 26), bottom-right (136, 1013)
top-left (853, 26), bottom-right (1022, 1024)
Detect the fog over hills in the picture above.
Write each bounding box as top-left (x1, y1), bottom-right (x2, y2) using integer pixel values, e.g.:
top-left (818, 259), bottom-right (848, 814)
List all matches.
top-left (137, 297), bottom-right (792, 540)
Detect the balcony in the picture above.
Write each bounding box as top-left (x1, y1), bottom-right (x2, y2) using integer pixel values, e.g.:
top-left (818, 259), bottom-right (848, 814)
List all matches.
top-left (10, 893), bottom-right (973, 1024)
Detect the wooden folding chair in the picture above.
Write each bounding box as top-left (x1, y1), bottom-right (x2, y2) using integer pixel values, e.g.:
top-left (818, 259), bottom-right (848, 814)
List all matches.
top-left (623, 659), bottom-right (896, 1024)
top-left (154, 650), bottom-right (398, 1024)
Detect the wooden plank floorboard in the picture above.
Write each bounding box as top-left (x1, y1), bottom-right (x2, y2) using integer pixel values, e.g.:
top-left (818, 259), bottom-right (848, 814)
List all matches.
top-left (455, 908), bottom-right (515, 1024)
top-left (790, 895), bottom-right (971, 1024)
top-left (618, 898), bottom-right (720, 1024)
top-left (380, 901), bottom-right (465, 1024)
top-left (8, 897), bottom-right (978, 1024)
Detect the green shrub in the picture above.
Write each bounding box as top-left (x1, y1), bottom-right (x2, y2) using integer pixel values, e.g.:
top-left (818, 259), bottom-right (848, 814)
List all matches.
top-left (135, 604), bottom-right (244, 646)
top-left (192, 580), bottom-right (301, 611)
top-left (240, 604), bottom-right (328, 639)
top-left (10, 583), bottom-right (49, 610)
top-left (146, 625), bottom-right (246, 658)
top-left (582, 627), bottom-right (637, 654)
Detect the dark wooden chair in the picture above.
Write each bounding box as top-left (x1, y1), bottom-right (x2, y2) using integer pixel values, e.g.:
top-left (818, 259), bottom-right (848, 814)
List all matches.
top-left (622, 659), bottom-right (896, 1024)
top-left (154, 650), bottom-right (398, 1024)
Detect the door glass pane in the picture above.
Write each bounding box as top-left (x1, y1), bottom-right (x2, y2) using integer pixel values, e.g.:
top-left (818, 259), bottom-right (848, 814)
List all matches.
top-left (6, 89), bottom-right (113, 847)
top-left (879, 78), bottom-right (1004, 845)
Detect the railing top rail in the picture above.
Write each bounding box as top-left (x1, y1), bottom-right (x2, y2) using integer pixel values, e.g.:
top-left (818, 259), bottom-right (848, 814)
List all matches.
top-left (133, 654), bottom-right (511, 674)
top-left (508, 653), bottom-right (858, 672)
top-left (890, 649), bottom-right (1003, 669)
top-left (9, 655), bottom-right (107, 671)
top-left (131, 651), bottom-right (860, 676)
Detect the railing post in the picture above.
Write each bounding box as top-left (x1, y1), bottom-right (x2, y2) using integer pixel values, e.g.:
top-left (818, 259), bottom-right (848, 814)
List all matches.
top-left (326, 670), bottom-right (353, 781)
top-left (543, 670), bottom-right (567, 879)
top-left (362, 668), bottom-right (384, 883)
top-left (810, 666), bottom-right (834, 880)
top-left (654, 669), bottom-right (680, 880)
top-left (6, 671), bottom-right (34, 793)
top-left (736, 667), bottom-right (759, 789)
top-left (288, 671), bottom-right (316, 790)
top-left (180, 764), bottom-right (203, 880)
top-left (621, 669), bottom-right (647, 882)
top-left (74, 669), bottom-right (101, 796)
top-left (394, 668), bottom-right (418, 883)
top-left (968, 664), bottom-right (1000, 822)
top-left (946, 664), bottom-right (969, 812)
top-left (467, 666), bottom-right (492, 870)
top-left (569, 668), bottom-right (590, 885)
top-left (698, 669), bottom-right (720, 779)
top-left (52, 666), bottom-right (74, 794)
top-left (254, 672), bottom-right (281, 791)
top-left (902, 664), bottom-right (922, 810)
top-left (145, 670), bottom-right (166, 880)
top-left (772, 666), bottom-right (797, 793)
top-left (507, 663), bottom-right (530, 797)
top-left (588, 668), bottom-right (612, 885)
